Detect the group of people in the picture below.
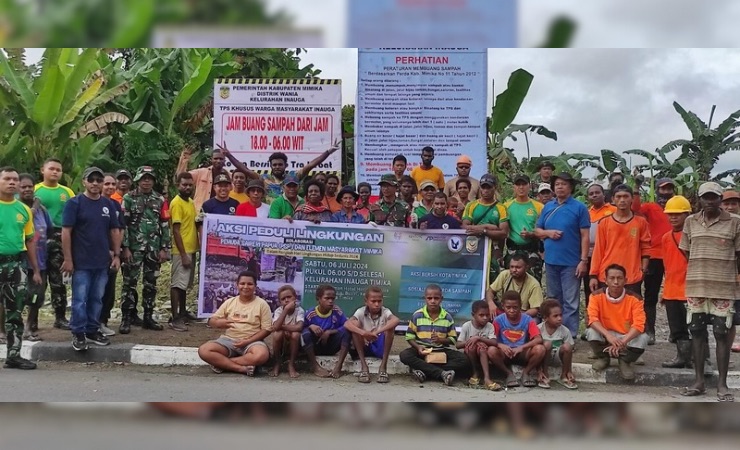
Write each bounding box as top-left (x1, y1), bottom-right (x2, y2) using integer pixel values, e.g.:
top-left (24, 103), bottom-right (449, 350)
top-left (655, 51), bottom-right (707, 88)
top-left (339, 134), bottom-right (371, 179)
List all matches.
top-left (0, 141), bottom-right (738, 403)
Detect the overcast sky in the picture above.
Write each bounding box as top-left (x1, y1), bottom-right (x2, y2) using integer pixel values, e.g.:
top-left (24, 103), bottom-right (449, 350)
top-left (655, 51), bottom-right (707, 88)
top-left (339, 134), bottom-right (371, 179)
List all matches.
top-left (300, 48), bottom-right (740, 176)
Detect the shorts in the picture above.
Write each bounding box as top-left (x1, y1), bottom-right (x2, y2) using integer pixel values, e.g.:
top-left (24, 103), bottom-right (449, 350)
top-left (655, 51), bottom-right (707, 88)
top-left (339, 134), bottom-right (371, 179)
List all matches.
top-left (686, 298), bottom-right (734, 318)
top-left (547, 344), bottom-right (564, 366)
top-left (585, 328), bottom-right (649, 350)
top-left (734, 301), bottom-right (740, 326)
top-left (363, 333), bottom-right (386, 358)
top-left (213, 337), bottom-right (268, 358)
top-left (171, 253), bottom-right (195, 290)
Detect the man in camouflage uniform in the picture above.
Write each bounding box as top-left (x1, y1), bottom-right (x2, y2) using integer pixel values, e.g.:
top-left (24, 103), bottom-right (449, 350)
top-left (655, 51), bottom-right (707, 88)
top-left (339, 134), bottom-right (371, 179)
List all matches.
top-left (0, 167), bottom-right (42, 370)
top-left (120, 166), bottom-right (171, 334)
top-left (369, 174), bottom-right (409, 227)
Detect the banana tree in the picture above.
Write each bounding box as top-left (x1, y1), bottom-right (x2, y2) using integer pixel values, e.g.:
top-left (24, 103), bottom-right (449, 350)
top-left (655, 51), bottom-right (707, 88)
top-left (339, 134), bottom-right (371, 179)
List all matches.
top-left (487, 68), bottom-right (558, 178)
top-left (662, 102), bottom-right (740, 181)
top-left (0, 48), bottom-right (134, 186)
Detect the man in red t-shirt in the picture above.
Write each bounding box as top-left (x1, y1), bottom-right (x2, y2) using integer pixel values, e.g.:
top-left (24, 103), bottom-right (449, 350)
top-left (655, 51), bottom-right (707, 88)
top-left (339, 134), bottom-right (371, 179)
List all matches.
top-left (632, 177), bottom-right (674, 345)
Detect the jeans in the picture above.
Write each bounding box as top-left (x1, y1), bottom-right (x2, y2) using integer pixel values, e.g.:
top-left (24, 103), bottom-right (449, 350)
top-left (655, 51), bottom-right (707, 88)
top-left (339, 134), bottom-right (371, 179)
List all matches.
top-left (546, 264), bottom-right (581, 338)
top-left (100, 268), bottom-right (117, 324)
top-left (70, 268), bottom-right (109, 336)
top-left (642, 259), bottom-right (664, 334)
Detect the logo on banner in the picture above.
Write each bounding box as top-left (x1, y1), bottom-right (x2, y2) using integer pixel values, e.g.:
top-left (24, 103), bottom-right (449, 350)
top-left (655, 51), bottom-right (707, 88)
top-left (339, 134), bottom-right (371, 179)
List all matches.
top-left (219, 86), bottom-right (230, 99)
top-left (465, 236), bottom-right (479, 253)
top-left (448, 236), bottom-right (462, 253)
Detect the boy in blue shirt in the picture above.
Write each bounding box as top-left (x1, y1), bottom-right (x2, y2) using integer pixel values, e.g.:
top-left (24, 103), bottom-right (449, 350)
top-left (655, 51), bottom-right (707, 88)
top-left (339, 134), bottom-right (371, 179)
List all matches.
top-left (490, 291), bottom-right (546, 388)
top-left (302, 284), bottom-right (350, 379)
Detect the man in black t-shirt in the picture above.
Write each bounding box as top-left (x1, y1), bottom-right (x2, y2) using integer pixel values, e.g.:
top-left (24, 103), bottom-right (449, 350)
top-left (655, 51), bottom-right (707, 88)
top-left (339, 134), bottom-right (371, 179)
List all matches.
top-left (419, 192), bottom-right (461, 230)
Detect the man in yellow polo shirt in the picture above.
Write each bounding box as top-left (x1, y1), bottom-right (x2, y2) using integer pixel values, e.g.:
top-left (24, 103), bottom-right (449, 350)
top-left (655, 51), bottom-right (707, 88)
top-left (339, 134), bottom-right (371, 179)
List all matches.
top-left (169, 172), bottom-right (199, 332)
top-left (0, 167), bottom-right (42, 370)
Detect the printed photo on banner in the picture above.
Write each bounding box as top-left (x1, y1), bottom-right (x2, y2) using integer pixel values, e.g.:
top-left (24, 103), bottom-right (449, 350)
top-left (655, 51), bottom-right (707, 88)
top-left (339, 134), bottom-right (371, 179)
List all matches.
top-left (198, 215), bottom-right (491, 323)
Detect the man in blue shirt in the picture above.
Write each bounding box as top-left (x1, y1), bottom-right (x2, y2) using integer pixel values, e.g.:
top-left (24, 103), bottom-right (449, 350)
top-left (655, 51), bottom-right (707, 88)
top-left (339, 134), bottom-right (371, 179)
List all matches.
top-left (62, 167), bottom-right (122, 352)
top-left (535, 172), bottom-right (590, 338)
top-left (419, 192), bottom-right (461, 230)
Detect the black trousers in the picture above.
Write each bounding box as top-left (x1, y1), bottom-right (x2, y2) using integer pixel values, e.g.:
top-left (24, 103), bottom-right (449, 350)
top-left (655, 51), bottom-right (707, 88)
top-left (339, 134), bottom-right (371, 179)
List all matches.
top-left (642, 259), bottom-right (665, 334)
top-left (399, 347), bottom-right (470, 380)
top-left (583, 258), bottom-right (593, 307)
top-left (99, 269), bottom-right (117, 324)
top-left (664, 300), bottom-right (690, 342)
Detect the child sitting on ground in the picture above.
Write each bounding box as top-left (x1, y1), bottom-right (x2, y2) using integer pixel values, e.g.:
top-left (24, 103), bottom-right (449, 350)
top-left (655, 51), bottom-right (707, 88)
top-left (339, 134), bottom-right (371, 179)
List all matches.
top-left (456, 300), bottom-right (502, 391)
top-left (537, 299), bottom-right (578, 390)
top-left (302, 284), bottom-right (351, 378)
top-left (268, 285), bottom-right (305, 378)
top-left (344, 286), bottom-right (400, 384)
top-left (489, 290), bottom-right (546, 388)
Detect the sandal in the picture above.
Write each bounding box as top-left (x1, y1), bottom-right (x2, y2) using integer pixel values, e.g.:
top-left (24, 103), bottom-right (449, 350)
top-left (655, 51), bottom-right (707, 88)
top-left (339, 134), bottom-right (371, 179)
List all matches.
top-left (732, 343), bottom-right (740, 353)
top-left (245, 365), bottom-right (256, 377)
top-left (505, 373), bottom-right (519, 388)
top-left (521, 373), bottom-right (537, 388)
top-left (717, 393), bottom-right (735, 402)
top-left (358, 371), bottom-right (371, 383)
top-left (411, 369), bottom-right (426, 383)
top-left (486, 382), bottom-right (503, 391)
top-left (210, 365), bottom-right (224, 374)
top-left (679, 387), bottom-right (706, 397)
top-left (556, 378), bottom-right (578, 390)
top-left (377, 371), bottom-right (389, 384)
top-left (468, 377), bottom-right (480, 387)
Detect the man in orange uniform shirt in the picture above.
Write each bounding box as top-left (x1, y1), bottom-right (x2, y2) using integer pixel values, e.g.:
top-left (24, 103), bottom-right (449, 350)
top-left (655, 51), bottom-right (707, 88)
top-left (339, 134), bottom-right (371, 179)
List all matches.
top-left (632, 177), bottom-right (675, 345)
top-left (589, 185), bottom-right (651, 294)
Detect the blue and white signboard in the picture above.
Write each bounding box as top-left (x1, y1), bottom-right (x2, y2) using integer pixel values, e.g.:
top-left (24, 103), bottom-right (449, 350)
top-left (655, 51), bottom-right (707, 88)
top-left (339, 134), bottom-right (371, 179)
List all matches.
top-left (355, 48), bottom-right (488, 187)
top-left (347, 0), bottom-right (517, 47)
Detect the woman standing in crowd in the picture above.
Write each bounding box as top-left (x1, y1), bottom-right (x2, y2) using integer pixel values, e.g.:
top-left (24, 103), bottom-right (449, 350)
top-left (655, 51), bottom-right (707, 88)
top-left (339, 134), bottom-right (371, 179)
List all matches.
top-left (293, 180), bottom-right (332, 224)
top-left (331, 187), bottom-right (366, 224)
top-left (355, 182), bottom-right (372, 221)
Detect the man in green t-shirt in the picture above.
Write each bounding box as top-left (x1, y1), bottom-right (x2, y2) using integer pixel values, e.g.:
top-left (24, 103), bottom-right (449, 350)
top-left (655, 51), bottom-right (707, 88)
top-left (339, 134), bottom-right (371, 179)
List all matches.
top-left (34, 158), bottom-right (74, 330)
top-left (0, 166), bottom-right (42, 370)
top-left (268, 174), bottom-right (304, 220)
top-left (462, 174), bottom-right (510, 283)
top-left (504, 174), bottom-right (544, 282)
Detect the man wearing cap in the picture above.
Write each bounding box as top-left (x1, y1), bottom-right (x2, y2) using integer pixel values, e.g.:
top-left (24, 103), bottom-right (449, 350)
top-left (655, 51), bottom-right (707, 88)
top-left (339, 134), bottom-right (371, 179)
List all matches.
top-left (589, 184), bottom-right (651, 294)
top-left (369, 174), bottom-right (410, 227)
top-left (720, 190), bottom-right (740, 353)
top-left (61, 167), bottom-right (121, 351)
top-left (531, 161), bottom-right (555, 195)
top-left (411, 180), bottom-right (437, 228)
top-left (34, 158), bottom-right (75, 330)
top-left (268, 174), bottom-right (305, 220)
top-left (120, 166), bottom-right (171, 334)
top-left (214, 140), bottom-right (341, 206)
top-left (236, 180), bottom-right (270, 218)
top-left (198, 173), bottom-right (239, 218)
top-left (111, 169), bottom-right (132, 204)
top-left (537, 183), bottom-right (553, 205)
top-left (410, 146), bottom-right (445, 193)
top-left (168, 172), bottom-right (198, 332)
top-left (679, 182), bottom-right (740, 401)
top-left (632, 177), bottom-right (675, 345)
top-left (0, 166), bottom-right (42, 370)
top-left (330, 187), bottom-right (366, 224)
top-left (444, 155), bottom-right (480, 200)
top-left (463, 174), bottom-right (510, 282)
top-left (504, 174), bottom-right (544, 282)
top-left (535, 172), bottom-right (590, 339)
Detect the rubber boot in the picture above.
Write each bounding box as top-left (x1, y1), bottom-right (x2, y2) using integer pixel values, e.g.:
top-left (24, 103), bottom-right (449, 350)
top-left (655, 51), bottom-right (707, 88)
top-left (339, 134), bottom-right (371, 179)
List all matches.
top-left (53, 308), bottom-right (70, 330)
top-left (662, 339), bottom-right (692, 369)
top-left (130, 312), bottom-right (144, 327)
top-left (142, 312), bottom-right (163, 331)
top-left (119, 312), bottom-right (132, 335)
top-left (589, 341), bottom-right (610, 371)
top-left (618, 348), bottom-right (643, 380)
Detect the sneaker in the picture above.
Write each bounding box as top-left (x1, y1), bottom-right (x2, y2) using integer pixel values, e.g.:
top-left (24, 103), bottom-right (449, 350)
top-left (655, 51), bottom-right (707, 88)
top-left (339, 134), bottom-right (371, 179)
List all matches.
top-left (411, 369), bottom-right (426, 383)
top-left (99, 323), bottom-right (116, 337)
top-left (53, 317), bottom-right (71, 330)
top-left (85, 331), bottom-right (111, 346)
top-left (441, 370), bottom-right (455, 386)
top-left (210, 365), bottom-right (224, 374)
top-left (72, 335), bottom-right (88, 351)
top-left (3, 356), bottom-right (37, 370)
top-left (168, 317), bottom-right (188, 332)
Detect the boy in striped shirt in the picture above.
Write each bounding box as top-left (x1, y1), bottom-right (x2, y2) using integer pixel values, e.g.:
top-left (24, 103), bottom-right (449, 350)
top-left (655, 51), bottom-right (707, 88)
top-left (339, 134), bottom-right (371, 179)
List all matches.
top-left (399, 284), bottom-right (469, 386)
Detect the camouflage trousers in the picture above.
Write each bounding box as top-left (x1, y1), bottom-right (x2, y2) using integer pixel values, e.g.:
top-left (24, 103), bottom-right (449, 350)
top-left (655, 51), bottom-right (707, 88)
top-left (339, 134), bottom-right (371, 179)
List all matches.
top-left (505, 240), bottom-right (544, 283)
top-left (47, 230), bottom-right (68, 314)
top-left (121, 251), bottom-right (160, 315)
top-left (0, 257), bottom-right (27, 358)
